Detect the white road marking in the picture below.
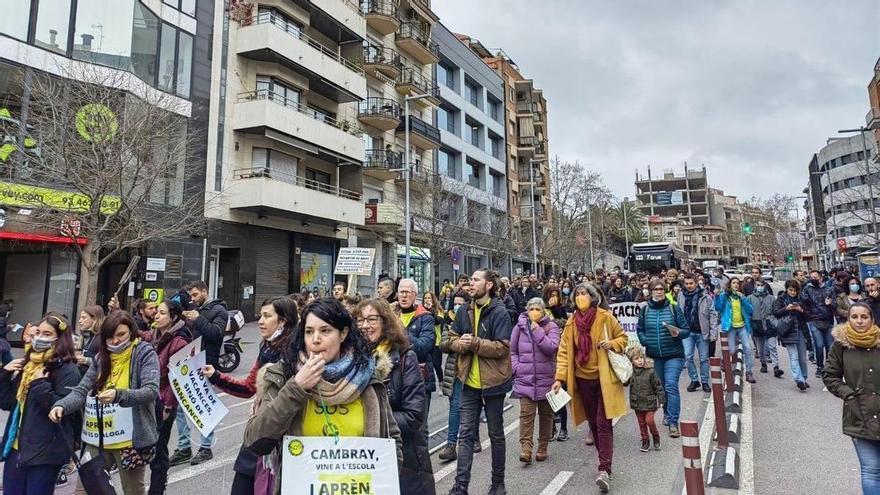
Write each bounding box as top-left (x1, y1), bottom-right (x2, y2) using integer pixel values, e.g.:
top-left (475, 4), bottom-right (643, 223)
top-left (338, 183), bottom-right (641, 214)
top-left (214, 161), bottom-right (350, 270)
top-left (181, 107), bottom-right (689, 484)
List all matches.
top-left (215, 418), bottom-right (251, 434)
top-left (539, 471), bottom-right (574, 495)
top-left (433, 420), bottom-right (520, 482)
top-left (228, 398), bottom-right (255, 409)
top-left (739, 380), bottom-right (755, 494)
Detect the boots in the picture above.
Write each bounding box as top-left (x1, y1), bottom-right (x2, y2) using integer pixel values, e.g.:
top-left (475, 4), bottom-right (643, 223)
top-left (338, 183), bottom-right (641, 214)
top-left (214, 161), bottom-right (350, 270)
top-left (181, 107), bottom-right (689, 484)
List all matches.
top-left (760, 363), bottom-right (768, 373)
top-left (774, 366), bottom-right (784, 378)
top-left (519, 445), bottom-right (532, 464)
top-left (535, 444), bottom-right (548, 462)
top-left (438, 443), bottom-right (457, 461)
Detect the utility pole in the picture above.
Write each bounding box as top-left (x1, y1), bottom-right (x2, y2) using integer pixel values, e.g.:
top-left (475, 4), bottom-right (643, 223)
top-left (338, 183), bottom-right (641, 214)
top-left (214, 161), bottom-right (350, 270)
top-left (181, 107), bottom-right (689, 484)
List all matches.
top-left (622, 197), bottom-right (630, 270)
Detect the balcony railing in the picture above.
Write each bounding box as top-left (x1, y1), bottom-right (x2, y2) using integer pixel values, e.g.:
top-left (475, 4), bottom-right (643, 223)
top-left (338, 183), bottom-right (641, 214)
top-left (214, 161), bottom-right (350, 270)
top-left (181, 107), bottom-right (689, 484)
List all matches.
top-left (360, 0), bottom-right (398, 17)
top-left (237, 89), bottom-right (362, 137)
top-left (396, 67), bottom-right (440, 98)
top-left (234, 166), bottom-right (361, 201)
top-left (518, 135), bottom-right (537, 147)
top-left (364, 149), bottom-right (404, 170)
top-left (358, 97), bottom-right (401, 120)
top-left (396, 114), bottom-right (441, 143)
top-left (396, 22), bottom-right (439, 57)
top-left (867, 107), bottom-right (880, 127)
top-left (363, 45), bottom-right (402, 69)
top-left (468, 175), bottom-right (481, 189)
top-left (248, 12), bottom-right (363, 75)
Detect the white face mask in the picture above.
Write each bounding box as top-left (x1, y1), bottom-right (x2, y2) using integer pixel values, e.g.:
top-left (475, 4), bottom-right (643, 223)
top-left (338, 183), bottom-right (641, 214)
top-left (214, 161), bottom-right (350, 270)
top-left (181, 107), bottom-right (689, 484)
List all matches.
top-left (267, 325), bottom-right (285, 342)
top-left (107, 338), bottom-right (132, 354)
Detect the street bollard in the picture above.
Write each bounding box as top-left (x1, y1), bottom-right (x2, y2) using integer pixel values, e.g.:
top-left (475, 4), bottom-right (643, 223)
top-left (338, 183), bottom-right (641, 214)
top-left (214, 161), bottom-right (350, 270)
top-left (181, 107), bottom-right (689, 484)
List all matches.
top-left (709, 357), bottom-right (729, 449)
top-left (681, 421), bottom-right (706, 495)
top-left (720, 334), bottom-right (734, 391)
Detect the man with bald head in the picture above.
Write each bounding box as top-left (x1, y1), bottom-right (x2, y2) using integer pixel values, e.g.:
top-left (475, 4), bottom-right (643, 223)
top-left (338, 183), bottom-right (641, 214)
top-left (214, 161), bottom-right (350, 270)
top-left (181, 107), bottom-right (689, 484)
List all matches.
top-left (865, 277), bottom-right (880, 322)
top-left (397, 278), bottom-right (437, 423)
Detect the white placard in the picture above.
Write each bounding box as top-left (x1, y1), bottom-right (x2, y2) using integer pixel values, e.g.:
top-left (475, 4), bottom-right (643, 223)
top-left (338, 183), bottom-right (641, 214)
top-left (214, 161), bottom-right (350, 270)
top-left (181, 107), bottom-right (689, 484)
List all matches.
top-left (609, 302), bottom-right (643, 351)
top-left (334, 248), bottom-right (376, 276)
top-left (146, 257), bottom-right (166, 272)
top-left (170, 336), bottom-right (202, 367)
top-left (81, 398), bottom-right (134, 447)
top-left (145, 272), bottom-right (158, 281)
top-left (168, 350), bottom-right (228, 436)
top-left (281, 436), bottom-right (400, 495)
top-left (545, 388), bottom-right (572, 413)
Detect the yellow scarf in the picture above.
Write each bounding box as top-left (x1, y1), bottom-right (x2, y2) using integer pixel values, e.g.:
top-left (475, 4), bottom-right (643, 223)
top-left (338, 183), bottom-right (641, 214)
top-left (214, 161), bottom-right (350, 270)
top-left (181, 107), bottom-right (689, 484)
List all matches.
top-left (844, 323), bottom-right (880, 349)
top-left (373, 339), bottom-right (391, 357)
top-left (105, 339), bottom-right (139, 391)
top-left (17, 348), bottom-right (54, 406)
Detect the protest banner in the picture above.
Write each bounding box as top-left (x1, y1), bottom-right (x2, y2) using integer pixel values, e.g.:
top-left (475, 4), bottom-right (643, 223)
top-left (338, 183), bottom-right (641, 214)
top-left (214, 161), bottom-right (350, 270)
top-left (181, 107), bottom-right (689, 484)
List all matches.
top-left (81, 398), bottom-right (133, 447)
top-left (281, 436), bottom-right (400, 495)
top-left (170, 336), bottom-right (201, 367)
top-left (609, 301), bottom-right (643, 351)
top-left (168, 350), bottom-right (228, 437)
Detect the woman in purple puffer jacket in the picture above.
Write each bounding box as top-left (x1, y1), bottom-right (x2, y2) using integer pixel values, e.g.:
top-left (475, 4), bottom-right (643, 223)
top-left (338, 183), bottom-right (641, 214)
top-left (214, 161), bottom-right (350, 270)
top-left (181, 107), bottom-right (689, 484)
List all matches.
top-left (511, 297), bottom-right (562, 464)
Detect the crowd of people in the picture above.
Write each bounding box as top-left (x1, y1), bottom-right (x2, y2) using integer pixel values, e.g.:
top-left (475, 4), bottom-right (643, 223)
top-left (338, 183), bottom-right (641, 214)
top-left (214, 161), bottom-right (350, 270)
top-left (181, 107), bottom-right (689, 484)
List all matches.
top-left (0, 262), bottom-right (878, 494)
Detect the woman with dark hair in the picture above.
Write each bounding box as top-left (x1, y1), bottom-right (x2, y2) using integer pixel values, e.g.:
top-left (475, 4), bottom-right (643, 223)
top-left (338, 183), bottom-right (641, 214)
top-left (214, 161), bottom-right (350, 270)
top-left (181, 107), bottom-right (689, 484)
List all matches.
top-left (837, 277), bottom-right (863, 324)
top-left (543, 285), bottom-right (568, 322)
top-left (824, 302), bottom-right (880, 494)
top-left (607, 277), bottom-right (632, 305)
top-left (200, 297), bottom-right (298, 495)
top-left (51, 310), bottom-right (160, 495)
top-left (773, 280), bottom-right (811, 391)
top-left (149, 299), bottom-right (192, 494)
top-left (561, 279), bottom-right (576, 314)
top-left (0, 313), bottom-right (80, 493)
top-left (354, 298), bottom-right (434, 495)
top-left (243, 298), bottom-right (402, 495)
top-left (421, 291), bottom-right (445, 392)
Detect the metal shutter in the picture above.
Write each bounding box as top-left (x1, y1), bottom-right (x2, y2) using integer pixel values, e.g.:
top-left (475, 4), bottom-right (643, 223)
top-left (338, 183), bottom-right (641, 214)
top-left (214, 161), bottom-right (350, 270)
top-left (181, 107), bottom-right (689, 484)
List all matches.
top-left (255, 228), bottom-right (290, 302)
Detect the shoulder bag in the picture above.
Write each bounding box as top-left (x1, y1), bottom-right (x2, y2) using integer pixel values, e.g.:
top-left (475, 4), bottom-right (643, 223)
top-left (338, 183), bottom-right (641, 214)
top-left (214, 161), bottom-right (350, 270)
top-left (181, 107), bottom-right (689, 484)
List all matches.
top-left (604, 324), bottom-right (633, 383)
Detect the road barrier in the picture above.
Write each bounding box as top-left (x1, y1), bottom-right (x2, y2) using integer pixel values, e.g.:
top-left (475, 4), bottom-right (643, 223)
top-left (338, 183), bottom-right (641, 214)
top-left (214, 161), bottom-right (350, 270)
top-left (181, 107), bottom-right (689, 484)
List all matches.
top-left (709, 357), bottom-right (728, 449)
top-left (680, 421), bottom-right (705, 495)
top-left (719, 334), bottom-right (734, 390)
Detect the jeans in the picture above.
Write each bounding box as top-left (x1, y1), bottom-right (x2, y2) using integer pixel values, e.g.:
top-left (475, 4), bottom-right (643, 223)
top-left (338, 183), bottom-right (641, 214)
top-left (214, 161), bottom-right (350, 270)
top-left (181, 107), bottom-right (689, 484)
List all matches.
top-left (575, 378), bottom-right (614, 473)
top-left (454, 387), bottom-right (505, 490)
top-left (784, 331), bottom-right (809, 384)
top-left (150, 405), bottom-right (178, 495)
top-left (2, 449), bottom-right (62, 495)
top-left (807, 322), bottom-right (833, 371)
top-left (653, 357), bottom-right (685, 426)
top-left (683, 333), bottom-right (710, 384)
top-left (176, 407), bottom-right (215, 451)
top-left (726, 327), bottom-right (754, 373)
top-left (755, 336), bottom-right (779, 367)
top-left (853, 437), bottom-right (880, 495)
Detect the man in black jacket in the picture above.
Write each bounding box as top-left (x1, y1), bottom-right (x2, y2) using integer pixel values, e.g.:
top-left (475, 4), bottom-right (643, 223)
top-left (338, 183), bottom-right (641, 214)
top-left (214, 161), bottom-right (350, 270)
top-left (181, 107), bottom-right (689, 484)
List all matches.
top-left (169, 281), bottom-right (228, 466)
top-left (511, 278), bottom-right (539, 315)
top-left (801, 270), bottom-right (835, 378)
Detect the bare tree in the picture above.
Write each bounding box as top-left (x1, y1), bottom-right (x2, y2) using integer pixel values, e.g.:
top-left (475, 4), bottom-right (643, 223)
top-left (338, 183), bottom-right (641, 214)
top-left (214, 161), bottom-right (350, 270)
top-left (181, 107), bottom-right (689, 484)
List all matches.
top-left (0, 65), bottom-right (206, 306)
top-left (744, 194), bottom-right (800, 265)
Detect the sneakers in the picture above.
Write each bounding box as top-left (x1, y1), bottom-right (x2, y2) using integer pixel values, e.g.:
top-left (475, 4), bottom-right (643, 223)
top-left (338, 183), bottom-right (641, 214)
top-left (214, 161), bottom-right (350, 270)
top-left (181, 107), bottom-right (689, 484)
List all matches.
top-left (448, 486), bottom-right (468, 495)
top-left (438, 443), bottom-right (457, 462)
top-left (583, 429), bottom-right (594, 445)
top-left (686, 381), bottom-right (700, 392)
top-left (774, 367), bottom-right (784, 378)
top-left (640, 439), bottom-right (650, 452)
top-left (815, 368), bottom-right (824, 379)
top-left (169, 448), bottom-right (192, 467)
top-left (760, 363), bottom-right (768, 373)
top-left (596, 471), bottom-right (611, 493)
top-left (669, 425), bottom-right (681, 438)
top-left (519, 447), bottom-right (532, 464)
top-left (488, 482), bottom-right (507, 495)
top-left (702, 383), bottom-right (711, 393)
top-left (556, 429), bottom-right (569, 442)
top-left (662, 416), bottom-right (669, 427)
top-left (653, 434), bottom-right (662, 451)
top-left (189, 448), bottom-right (213, 466)
top-left (797, 381), bottom-right (808, 391)
top-left (746, 372), bottom-right (756, 384)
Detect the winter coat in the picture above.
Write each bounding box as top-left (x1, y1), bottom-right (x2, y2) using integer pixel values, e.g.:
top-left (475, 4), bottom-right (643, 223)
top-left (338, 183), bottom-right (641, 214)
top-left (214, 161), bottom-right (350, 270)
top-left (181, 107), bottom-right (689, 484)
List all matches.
top-left (837, 294), bottom-right (863, 324)
top-left (607, 287), bottom-right (631, 304)
top-left (824, 325), bottom-right (880, 441)
top-left (801, 283), bottom-right (835, 328)
top-left (438, 323), bottom-right (458, 397)
top-left (55, 340), bottom-right (159, 450)
top-left (714, 292), bottom-right (754, 333)
top-left (190, 299), bottom-right (227, 367)
top-left (243, 355), bottom-right (403, 495)
top-left (510, 314), bottom-right (561, 401)
top-left (676, 290), bottom-right (719, 342)
top-left (449, 297), bottom-right (513, 397)
top-left (772, 294), bottom-right (808, 346)
top-left (555, 309), bottom-right (628, 421)
top-left (867, 294), bottom-right (880, 325)
top-left (154, 320), bottom-right (192, 409)
top-left (385, 347), bottom-right (434, 495)
top-left (512, 287), bottom-right (539, 314)
top-left (502, 293), bottom-right (518, 325)
top-left (746, 292), bottom-right (776, 338)
top-left (637, 298), bottom-right (691, 360)
top-left (402, 305), bottom-right (437, 392)
top-left (628, 363), bottom-right (665, 412)
top-left (0, 358), bottom-right (80, 467)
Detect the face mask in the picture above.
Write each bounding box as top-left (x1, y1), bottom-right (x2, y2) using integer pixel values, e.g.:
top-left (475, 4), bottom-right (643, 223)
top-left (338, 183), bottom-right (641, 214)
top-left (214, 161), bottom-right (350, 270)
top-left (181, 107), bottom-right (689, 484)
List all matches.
top-left (575, 294), bottom-right (591, 311)
top-left (31, 336), bottom-right (56, 353)
top-left (107, 338), bottom-right (132, 354)
top-left (528, 309), bottom-right (543, 323)
top-left (562, 288), bottom-right (571, 296)
top-left (267, 325), bottom-right (285, 342)
top-left (698, 282), bottom-right (705, 289)
top-left (642, 288), bottom-right (650, 297)
top-left (851, 284), bottom-right (861, 294)
top-left (453, 304), bottom-right (461, 314)
top-left (756, 287), bottom-right (766, 295)
top-left (811, 280), bottom-right (821, 287)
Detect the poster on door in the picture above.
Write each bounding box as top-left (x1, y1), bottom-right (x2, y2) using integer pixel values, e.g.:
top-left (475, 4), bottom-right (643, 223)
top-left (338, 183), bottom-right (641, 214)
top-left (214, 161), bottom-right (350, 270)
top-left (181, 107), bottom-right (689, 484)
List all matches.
top-left (168, 350), bottom-right (228, 436)
top-left (281, 436), bottom-right (400, 495)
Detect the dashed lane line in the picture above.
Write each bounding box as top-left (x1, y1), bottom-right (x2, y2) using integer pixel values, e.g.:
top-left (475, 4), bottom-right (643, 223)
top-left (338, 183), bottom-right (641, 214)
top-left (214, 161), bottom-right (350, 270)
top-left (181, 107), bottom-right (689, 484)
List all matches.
top-left (539, 471), bottom-right (574, 495)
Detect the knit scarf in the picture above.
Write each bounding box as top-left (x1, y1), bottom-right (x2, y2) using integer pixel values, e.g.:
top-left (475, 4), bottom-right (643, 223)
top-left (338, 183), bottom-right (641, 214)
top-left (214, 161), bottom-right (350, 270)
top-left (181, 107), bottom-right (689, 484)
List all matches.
top-left (17, 348), bottom-right (54, 406)
top-left (574, 307), bottom-right (597, 366)
top-left (298, 350), bottom-right (376, 406)
top-left (844, 323), bottom-right (880, 349)
top-left (683, 288), bottom-right (702, 328)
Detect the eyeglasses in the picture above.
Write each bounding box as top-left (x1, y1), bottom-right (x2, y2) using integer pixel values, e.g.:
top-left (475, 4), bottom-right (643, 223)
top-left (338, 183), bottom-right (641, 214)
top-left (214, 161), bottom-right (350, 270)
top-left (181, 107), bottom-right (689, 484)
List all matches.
top-left (356, 316), bottom-right (382, 326)
top-left (397, 290), bottom-right (414, 295)
top-left (652, 287), bottom-right (665, 292)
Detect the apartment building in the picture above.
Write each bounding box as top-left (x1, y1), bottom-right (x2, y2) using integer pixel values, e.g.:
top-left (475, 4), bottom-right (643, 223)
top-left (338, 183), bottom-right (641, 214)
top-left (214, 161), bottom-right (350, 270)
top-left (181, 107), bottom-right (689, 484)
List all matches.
top-left (635, 165), bottom-right (710, 227)
top-left (708, 189), bottom-right (749, 266)
top-left (0, 0), bottom-right (213, 321)
top-left (867, 56), bottom-right (880, 159)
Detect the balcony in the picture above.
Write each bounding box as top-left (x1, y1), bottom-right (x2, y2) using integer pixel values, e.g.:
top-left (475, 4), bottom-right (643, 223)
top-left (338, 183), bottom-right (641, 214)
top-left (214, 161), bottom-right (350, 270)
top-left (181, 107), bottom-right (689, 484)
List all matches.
top-left (358, 97), bottom-right (401, 131)
top-left (396, 163), bottom-right (439, 192)
top-left (309, 0), bottom-right (366, 39)
top-left (533, 111), bottom-right (545, 128)
top-left (364, 202), bottom-right (404, 230)
top-left (867, 107), bottom-right (880, 130)
top-left (516, 101), bottom-right (534, 115)
top-left (238, 12), bottom-right (366, 102)
top-left (468, 175), bottom-right (481, 189)
top-left (395, 68), bottom-right (440, 104)
top-left (363, 45), bottom-right (402, 79)
top-left (395, 114), bottom-right (441, 150)
top-left (519, 204), bottom-right (545, 220)
top-left (534, 142), bottom-right (546, 157)
top-left (361, 0), bottom-right (400, 35)
top-left (235, 89), bottom-right (364, 163)
top-left (230, 167), bottom-right (364, 225)
top-left (517, 135), bottom-right (536, 157)
top-left (395, 22), bottom-right (439, 65)
top-left (363, 149), bottom-right (403, 181)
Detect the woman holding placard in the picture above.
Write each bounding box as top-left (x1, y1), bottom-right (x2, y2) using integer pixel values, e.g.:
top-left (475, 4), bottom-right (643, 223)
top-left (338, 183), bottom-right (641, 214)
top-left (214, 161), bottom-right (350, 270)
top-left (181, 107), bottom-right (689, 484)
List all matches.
top-left (51, 310), bottom-right (160, 495)
top-left (0, 313), bottom-right (80, 494)
top-left (243, 298), bottom-right (402, 495)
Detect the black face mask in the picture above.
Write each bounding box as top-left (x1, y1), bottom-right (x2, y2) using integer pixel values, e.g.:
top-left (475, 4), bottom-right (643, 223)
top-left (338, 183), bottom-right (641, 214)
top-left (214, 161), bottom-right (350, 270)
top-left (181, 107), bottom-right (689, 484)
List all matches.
top-left (811, 280), bottom-right (821, 287)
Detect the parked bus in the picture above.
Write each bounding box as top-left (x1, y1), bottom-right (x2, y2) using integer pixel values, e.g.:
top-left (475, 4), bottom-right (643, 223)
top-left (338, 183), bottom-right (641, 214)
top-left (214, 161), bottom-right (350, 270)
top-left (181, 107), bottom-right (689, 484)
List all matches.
top-left (628, 242), bottom-right (689, 274)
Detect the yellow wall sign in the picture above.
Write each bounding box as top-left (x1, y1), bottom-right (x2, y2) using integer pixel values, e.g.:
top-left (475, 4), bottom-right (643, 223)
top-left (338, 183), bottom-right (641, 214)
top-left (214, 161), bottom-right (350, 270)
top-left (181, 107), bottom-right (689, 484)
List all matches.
top-left (0, 181), bottom-right (121, 214)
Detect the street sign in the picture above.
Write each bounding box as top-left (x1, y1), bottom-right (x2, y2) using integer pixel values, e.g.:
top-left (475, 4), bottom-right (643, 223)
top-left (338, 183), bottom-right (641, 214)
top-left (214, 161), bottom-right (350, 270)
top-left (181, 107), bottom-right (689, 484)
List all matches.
top-left (334, 247), bottom-right (375, 276)
top-left (836, 238), bottom-right (848, 252)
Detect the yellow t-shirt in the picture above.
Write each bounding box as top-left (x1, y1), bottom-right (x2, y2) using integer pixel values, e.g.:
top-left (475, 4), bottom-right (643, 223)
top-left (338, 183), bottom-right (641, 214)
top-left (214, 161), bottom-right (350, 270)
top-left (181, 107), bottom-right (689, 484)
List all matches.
top-left (731, 297), bottom-right (745, 329)
top-left (400, 311), bottom-right (416, 329)
top-left (465, 302), bottom-right (488, 389)
top-left (302, 398), bottom-right (365, 437)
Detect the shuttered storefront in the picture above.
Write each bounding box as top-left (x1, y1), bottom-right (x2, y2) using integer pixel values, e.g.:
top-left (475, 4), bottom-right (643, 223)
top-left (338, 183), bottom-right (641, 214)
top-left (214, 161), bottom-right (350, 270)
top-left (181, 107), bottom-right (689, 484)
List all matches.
top-left (255, 228), bottom-right (290, 302)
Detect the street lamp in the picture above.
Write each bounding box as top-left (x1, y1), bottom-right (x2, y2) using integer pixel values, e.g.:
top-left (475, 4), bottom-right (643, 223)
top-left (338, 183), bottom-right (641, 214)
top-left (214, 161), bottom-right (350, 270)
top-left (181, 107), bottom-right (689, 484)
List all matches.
top-left (622, 197), bottom-right (630, 271)
top-left (402, 93), bottom-right (432, 277)
top-left (528, 158), bottom-right (543, 275)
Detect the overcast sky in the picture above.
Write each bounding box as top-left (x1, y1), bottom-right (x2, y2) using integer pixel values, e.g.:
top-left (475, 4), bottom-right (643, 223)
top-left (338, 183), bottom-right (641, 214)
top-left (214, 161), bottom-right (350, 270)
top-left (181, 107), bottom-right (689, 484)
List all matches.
top-left (433, 1), bottom-right (880, 201)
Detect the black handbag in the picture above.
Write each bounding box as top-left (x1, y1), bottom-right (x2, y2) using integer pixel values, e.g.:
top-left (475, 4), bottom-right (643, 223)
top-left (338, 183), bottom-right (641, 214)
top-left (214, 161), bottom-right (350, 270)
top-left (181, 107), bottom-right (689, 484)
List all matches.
top-left (61, 397), bottom-right (116, 495)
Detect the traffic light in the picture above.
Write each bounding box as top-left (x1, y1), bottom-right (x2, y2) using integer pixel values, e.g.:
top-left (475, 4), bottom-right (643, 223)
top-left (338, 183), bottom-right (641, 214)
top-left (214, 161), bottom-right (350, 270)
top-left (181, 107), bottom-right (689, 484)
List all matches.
top-left (786, 253), bottom-right (794, 263)
top-left (743, 223), bottom-right (752, 235)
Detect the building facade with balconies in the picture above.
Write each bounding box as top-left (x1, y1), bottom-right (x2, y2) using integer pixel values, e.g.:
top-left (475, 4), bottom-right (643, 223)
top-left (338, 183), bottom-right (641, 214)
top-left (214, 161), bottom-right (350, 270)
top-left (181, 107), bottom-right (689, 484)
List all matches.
top-left (205, 0), bottom-right (371, 315)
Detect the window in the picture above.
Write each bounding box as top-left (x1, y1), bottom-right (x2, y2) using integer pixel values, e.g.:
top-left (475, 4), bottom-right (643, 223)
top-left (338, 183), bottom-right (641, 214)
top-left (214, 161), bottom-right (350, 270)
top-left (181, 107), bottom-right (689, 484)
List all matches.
top-left (465, 81), bottom-right (481, 108)
top-left (164, 0), bottom-right (196, 17)
top-left (176, 31), bottom-right (193, 98)
top-left (437, 107), bottom-right (455, 134)
top-left (74, 0), bottom-right (137, 68)
top-left (256, 76), bottom-right (301, 107)
top-left (439, 63), bottom-right (455, 90)
top-left (158, 23), bottom-right (177, 92)
top-left (131, 3), bottom-right (159, 84)
top-left (2, 1), bottom-right (31, 41)
top-left (305, 168), bottom-right (332, 190)
top-left (467, 161), bottom-right (481, 189)
top-left (490, 135), bottom-right (502, 159)
top-left (491, 173), bottom-right (503, 197)
top-left (259, 7), bottom-right (302, 37)
top-left (309, 105), bottom-right (334, 122)
top-left (488, 98), bottom-right (501, 122)
top-left (438, 149), bottom-right (456, 179)
top-left (468, 122), bottom-right (481, 149)
top-left (35, 0), bottom-right (72, 54)
top-left (252, 147), bottom-right (298, 178)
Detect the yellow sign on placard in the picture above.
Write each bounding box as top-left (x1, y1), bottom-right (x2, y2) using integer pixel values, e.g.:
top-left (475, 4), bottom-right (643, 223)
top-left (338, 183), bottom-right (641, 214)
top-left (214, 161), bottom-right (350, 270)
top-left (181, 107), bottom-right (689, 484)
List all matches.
top-left (0, 181), bottom-right (121, 214)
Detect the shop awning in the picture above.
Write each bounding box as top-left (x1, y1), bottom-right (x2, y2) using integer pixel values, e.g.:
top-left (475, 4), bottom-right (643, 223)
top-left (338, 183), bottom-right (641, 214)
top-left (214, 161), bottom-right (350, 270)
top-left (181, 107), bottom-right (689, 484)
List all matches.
top-left (0, 231), bottom-right (87, 245)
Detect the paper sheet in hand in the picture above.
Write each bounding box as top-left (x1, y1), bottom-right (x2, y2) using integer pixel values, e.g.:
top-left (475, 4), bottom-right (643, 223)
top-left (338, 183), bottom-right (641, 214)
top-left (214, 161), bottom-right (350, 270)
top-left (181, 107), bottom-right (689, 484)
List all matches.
top-left (546, 388), bottom-right (572, 413)
top-left (168, 350), bottom-right (228, 436)
top-left (170, 336), bottom-right (202, 367)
